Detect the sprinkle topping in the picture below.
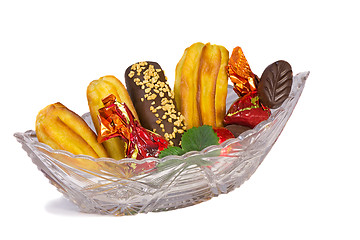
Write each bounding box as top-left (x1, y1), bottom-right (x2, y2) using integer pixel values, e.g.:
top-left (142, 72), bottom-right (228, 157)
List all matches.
top-left (129, 62), bottom-right (186, 145)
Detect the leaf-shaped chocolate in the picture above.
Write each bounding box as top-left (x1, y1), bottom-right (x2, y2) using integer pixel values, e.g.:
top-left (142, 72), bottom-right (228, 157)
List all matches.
top-left (258, 60), bottom-right (293, 109)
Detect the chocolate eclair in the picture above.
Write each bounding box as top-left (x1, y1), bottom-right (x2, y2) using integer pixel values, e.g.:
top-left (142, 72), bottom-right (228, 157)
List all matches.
top-left (125, 61), bottom-right (186, 146)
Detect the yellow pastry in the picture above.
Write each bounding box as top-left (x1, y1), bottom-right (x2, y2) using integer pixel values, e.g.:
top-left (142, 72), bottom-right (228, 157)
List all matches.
top-left (36, 102), bottom-right (108, 158)
top-left (87, 75), bottom-right (138, 159)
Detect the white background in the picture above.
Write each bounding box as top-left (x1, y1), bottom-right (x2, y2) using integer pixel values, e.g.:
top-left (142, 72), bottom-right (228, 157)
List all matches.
top-left (1, 0), bottom-right (359, 239)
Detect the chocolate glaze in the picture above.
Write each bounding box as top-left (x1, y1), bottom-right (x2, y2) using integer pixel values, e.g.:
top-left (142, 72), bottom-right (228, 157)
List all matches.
top-left (258, 60), bottom-right (293, 109)
top-left (125, 61), bottom-right (185, 146)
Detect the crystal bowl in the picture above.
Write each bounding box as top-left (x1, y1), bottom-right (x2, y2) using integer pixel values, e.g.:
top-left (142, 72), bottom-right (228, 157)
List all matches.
top-left (14, 72), bottom-right (309, 216)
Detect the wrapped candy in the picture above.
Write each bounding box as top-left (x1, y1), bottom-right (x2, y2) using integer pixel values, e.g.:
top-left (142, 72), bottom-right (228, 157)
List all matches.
top-left (97, 94), bottom-right (168, 160)
top-left (224, 91), bottom-right (271, 129)
top-left (228, 46), bottom-right (258, 97)
top-left (212, 127), bottom-right (235, 144)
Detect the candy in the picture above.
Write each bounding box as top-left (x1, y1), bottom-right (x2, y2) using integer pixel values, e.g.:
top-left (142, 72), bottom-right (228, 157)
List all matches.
top-left (97, 94), bottom-right (168, 160)
top-left (224, 124), bottom-right (251, 138)
top-left (227, 47), bottom-right (258, 97)
top-left (258, 60), bottom-right (293, 109)
top-left (224, 91), bottom-right (271, 128)
top-left (213, 127), bottom-right (235, 144)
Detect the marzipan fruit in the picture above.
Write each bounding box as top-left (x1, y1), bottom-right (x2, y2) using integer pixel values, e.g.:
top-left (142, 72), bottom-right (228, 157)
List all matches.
top-left (36, 102), bottom-right (108, 158)
top-left (87, 75), bottom-right (138, 159)
top-left (175, 42), bottom-right (229, 128)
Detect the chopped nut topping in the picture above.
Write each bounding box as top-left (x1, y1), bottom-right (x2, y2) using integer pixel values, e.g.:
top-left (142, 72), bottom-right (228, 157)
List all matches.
top-left (148, 93), bottom-right (157, 100)
top-left (128, 71), bottom-right (135, 78)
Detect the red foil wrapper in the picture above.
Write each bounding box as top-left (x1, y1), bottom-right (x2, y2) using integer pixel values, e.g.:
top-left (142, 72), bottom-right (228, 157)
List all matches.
top-left (98, 94), bottom-right (168, 160)
top-left (228, 47), bottom-right (258, 97)
top-left (224, 91), bottom-right (271, 128)
top-left (213, 127), bottom-right (235, 144)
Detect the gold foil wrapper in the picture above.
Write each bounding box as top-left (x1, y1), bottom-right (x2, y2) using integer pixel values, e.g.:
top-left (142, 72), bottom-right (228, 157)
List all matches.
top-left (228, 46), bottom-right (258, 96)
top-left (97, 94), bottom-right (131, 143)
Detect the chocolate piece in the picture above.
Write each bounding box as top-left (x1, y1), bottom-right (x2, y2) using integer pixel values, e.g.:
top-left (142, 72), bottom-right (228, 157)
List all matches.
top-left (258, 60), bottom-right (293, 109)
top-left (225, 124), bottom-right (251, 138)
top-left (125, 61), bottom-right (186, 146)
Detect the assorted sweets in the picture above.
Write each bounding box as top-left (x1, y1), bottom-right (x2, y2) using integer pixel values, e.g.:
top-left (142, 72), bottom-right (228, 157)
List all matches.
top-left (224, 47), bottom-right (293, 136)
top-left (35, 42), bottom-right (293, 167)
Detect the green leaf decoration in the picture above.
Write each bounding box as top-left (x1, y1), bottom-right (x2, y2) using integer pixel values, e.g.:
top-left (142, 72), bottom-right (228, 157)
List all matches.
top-left (157, 126), bottom-right (221, 172)
top-left (181, 125), bottom-right (219, 152)
top-left (158, 125), bottom-right (219, 158)
top-left (158, 146), bottom-right (185, 158)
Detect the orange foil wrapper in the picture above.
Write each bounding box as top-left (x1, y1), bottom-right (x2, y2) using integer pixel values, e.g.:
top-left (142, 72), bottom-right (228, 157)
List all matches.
top-left (98, 94), bottom-right (168, 160)
top-left (228, 46), bottom-right (258, 97)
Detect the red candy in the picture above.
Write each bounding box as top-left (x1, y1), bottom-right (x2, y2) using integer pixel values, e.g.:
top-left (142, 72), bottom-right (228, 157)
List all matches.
top-left (97, 94), bottom-right (168, 160)
top-left (224, 91), bottom-right (271, 128)
top-left (213, 127), bottom-right (235, 144)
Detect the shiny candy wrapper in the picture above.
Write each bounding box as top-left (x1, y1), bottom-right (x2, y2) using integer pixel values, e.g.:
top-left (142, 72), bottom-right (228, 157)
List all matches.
top-left (228, 47), bottom-right (258, 97)
top-left (224, 91), bottom-right (271, 129)
top-left (98, 94), bottom-right (169, 160)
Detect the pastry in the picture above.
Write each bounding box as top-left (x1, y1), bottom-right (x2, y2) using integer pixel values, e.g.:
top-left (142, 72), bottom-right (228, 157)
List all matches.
top-left (174, 42), bottom-right (229, 128)
top-left (35, 102), bottom-right (108, 158)
top-left (175, 42), bottom-right (204, 128)
top-left (87, 75), bottom-right (138, 159)
top-left (125, 61), bottom-right (186, 146)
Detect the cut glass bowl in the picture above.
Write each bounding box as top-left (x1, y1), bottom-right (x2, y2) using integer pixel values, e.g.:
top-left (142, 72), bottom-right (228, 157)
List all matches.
top-left (14, 71), bottom-right (309, 216)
